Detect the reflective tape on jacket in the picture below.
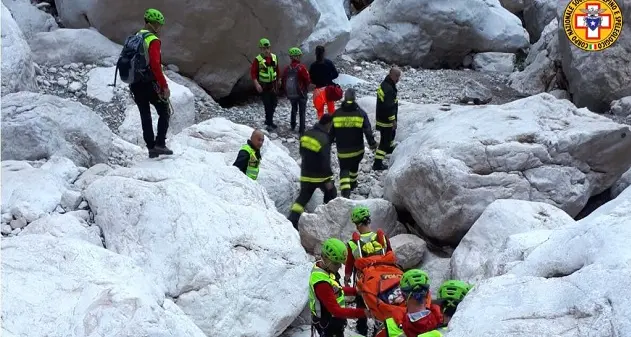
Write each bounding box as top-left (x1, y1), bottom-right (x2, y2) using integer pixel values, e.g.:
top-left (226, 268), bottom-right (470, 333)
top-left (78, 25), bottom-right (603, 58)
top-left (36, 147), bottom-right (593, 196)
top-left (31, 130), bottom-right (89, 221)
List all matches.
top-left (384, 317), bottom-right (404, 337)
top-left (337, 148), bottom-right (365, 159)
top-left (240, 144), bottom-right (260, 180)
top-left (308, 265), bottom-right (345, 318)
top-left (300, 135), bottom-right (322, 152)
top-left (417, 327), bottom-right (447, 337)
top-left (347, 232), bottom-right (386, 259)
top-left (255, 53), bottom-right (277, 83)
top-left (299, 175), bottom-right (333, 183)
top-left (333, 116), bottom-right (364, 128)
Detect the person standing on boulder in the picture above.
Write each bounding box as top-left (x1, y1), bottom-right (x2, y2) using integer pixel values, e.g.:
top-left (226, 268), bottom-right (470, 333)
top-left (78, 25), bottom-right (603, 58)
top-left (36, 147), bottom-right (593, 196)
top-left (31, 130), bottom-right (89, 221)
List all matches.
top-left (287, 114), bottom-right (337, 229)
top-left (282, 47), bottom-right (311, 135)
top-left (343, 205), bottom-right (392, 336)
top-left (233, 129), bottom-right (265, 180)
top-left (309, 238), bottom-right (370, 337)
top-left (130, 8), bottom-right (173, 158)
top-left (373, 67), bottom-right (401, 170)
top-left (330, 88), bottom-right (377, 198)
top-left (251, 38), bottom-right (280, 131)
top-left (309, 45), bottom-right (340, 119)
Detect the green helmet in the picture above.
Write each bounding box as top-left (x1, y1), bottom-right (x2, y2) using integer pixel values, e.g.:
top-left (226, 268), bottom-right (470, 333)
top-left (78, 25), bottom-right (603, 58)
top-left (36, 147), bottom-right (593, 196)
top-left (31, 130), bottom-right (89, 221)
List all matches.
top-left (144, 8), bottom-right (165, 25)
top-left (288, 47), bottom-right (303, 56)
top-left (400, 269), bottom-right (430, 293)
top-left (351, 205), bottom-right (371, 224)
top-left (259, 38), bottom-right (271, 48)
top-left (438, 280), bottom-right (470, 302)
top-left (321, 238), bottom-right (347, 263)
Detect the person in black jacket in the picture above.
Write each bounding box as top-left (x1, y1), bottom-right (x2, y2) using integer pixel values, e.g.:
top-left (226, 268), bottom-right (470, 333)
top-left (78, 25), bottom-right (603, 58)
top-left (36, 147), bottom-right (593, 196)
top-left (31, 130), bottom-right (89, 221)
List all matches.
top-left (373, 67), bottom-right (401, 170)
top-left (309, 45), bottom-right (340, 119)
top-left (330, 88), bottom-right (377, 198)
top-left (288, 114), bottom-right (337, 229)
top-left (233, 129), bottom-right (265, 180)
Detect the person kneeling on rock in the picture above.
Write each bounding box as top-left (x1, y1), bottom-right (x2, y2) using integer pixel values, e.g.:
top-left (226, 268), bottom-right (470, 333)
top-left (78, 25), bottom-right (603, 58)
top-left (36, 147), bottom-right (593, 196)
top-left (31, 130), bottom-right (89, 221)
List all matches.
top-left (287, 114), bottom-right (337, 229)
top-left (375, 269), bottom-right (443, 337)
top-left (233, 129), bottom-right (264, 180)
top-left (344, 205), bottom-right (392, 336)
top-left (309, 238), bottom-right (370, 337)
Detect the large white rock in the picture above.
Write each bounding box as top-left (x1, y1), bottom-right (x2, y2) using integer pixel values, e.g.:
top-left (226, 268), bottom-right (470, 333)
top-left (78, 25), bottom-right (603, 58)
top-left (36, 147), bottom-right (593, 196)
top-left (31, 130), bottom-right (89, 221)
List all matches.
top-left (451, 199), bottom-right (576, 283)
top-left (54, 0), bottom-right (320, 98)
top-left (446, 187), bottom-right (631, 336)
top-left (1, 2), bottom-right (38, 95)
top-left (509, 20), bottom-right (562, 96)
top-left (1, 235), bottom-right (206, 337)
top-left (83, 169), bottom-right (311, 336)
top-left (73, 163), bottom-right (113, 190)
top-left (85, 66), bottom-right (125, 103)
top-left (1, 158), bottom-right (80, 223)
top-left (30, 28), bottom-right (121, 66)
top-left (170, 117), bottom-right (309, 215)
top-left (390, 234), bottom-right (428, 270)
top-left (420, 252), bottom-right (452, 296)
top-left (522, 0), bottom-right (557, 42)
top-left (3, 0), bottom-right (58, 39)
top-left (345, 0), bottom-right (529, 67)
top-left (472, 52), bottom-right (516, 73)
top-left (117, 76), bottom-right (196, 147)
top-left (384, 93), bottom-right (631, 243)
top-left (611, 169), bottom-right (631, 198)
top-left (609, 96), bottom-right (631, 118)
top-left (557, 0), bottom-right (631, 113)
top-left (1, 92), bottom-right (116, 167)
top-left (300, 0), bottom-right (351, 65)
top-left (19, 212), bottom-right (103, 247)
top-left (298, 197), bottom-right (405, 254)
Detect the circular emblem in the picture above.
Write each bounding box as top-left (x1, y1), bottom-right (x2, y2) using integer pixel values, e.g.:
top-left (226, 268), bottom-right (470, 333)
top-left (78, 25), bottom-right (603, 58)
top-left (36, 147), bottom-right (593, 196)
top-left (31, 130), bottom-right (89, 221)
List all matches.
top-left (562, 0), bottom-right (624, 51)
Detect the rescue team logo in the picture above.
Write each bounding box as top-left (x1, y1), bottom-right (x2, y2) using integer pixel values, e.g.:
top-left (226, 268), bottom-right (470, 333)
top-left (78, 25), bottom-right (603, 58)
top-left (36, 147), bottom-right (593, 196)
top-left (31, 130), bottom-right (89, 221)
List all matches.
top-left (563, 0), bottom-right (624, 51)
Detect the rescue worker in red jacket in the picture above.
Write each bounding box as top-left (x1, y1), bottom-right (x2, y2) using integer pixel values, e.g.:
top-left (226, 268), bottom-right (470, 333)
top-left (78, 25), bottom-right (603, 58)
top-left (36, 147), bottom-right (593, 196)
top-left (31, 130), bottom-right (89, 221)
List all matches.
top-left (282, 47), bottom-right (311, 135)
top-left (343, 205), bottom-right (392, 335)
top-left (375, 269), bottom-right (443, 337)
top-left (309, 238), bottom-right (370, 337)
top-left (250, 38), bottom-right (280, 131)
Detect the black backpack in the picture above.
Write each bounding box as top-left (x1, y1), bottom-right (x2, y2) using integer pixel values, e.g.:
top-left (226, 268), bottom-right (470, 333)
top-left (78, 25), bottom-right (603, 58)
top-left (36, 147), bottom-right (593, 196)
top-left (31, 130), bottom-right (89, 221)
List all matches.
top-left (113, 31), bottom-right (154, 86)
top-left (285, 64), bottom-right (304, 99)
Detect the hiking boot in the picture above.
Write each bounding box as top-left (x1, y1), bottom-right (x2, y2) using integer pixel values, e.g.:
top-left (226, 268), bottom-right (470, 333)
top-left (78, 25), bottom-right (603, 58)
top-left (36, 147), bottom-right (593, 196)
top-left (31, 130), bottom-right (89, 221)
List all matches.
top-left (372, 161), bottom-right (388, 171)
top-left (154, 145), bottom-right (173, 155)
top-left (341, 190), bottom-right (351, 198)
top-left (148, 148), bottom-right (159, 158)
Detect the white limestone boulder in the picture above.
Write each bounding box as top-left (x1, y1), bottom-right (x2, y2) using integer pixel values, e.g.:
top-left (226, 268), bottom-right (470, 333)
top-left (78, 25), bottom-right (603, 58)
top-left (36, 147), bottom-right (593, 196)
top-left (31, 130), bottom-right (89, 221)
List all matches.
top-left (611, 169), bottom-right (631, 198)
top-left (298, 197), bottom-right (405, 255)
top-left (390, 234), bottom-right (428, 270)
top-left (300, 0), bottom-right (351, 65)
top-left (610, 96), bottom-right (631, 118)
top-left (451, 199), bottom-right (576, 283)
top-left (509, 20), bottom-right (562, 96)
top-left (170, 117), bottom-right (308, 215)
top-left (522, 0), bottom-right (557, 42)
top-left (30, 28), bottom-right (121, 66)
top-left (85, 66), bottom-right (126, 103)
top-left (54, 0), bottom-right (320, 98)
top-left (117, 76), bottom-right (196, 147)
top-left (1, 235), bottom-right (206, 337)
top-left (384, 93), bottom-right (631, 243)
top-left (420, 252), bottom-right (452, 296)
top-left (19, 213), bottom-right (102, 247)
top-left (345, 0), bottom-right (529, 67)
top-left (499, 0), bottom-right (524, 13)
top-left (1, 92), bottom-right (116, 167)
top-left (472, 52), bottom-right (516, 73)
top-left (1, 158), bottom-right (81, 223)
top-left (83, 168), bottom-right (311, 336)
top-left (1, 2), bottom-right (38, 95)
top-left (73, 163), bottom-right (113, 190)
top-left (557, 0), bottom-right (631, 113)
top-left (3, 0), bottom-right (58, 39)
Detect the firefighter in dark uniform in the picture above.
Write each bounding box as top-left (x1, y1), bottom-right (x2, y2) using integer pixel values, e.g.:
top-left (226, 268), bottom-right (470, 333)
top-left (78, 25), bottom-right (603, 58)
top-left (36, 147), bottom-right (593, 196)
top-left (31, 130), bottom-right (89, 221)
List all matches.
top-left (330, 88), bottom-right (377, 198)
top-left (288, 114), bottom-right (337, 229)
top-left (373, 67), bottom-right (401, 171)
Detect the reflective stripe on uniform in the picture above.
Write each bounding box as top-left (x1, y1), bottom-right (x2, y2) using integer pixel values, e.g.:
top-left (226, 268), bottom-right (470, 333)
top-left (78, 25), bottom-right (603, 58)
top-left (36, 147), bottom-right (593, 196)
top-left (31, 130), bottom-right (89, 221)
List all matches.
top-left (340, 177), bottom-right (351, 191)
top-left (349, 171), bottom-right (359, 182)
top-left (291, 203), bottom-right (305, 214)
top-left (255, 53), bottom-right (278, 83)
top-left (377, 87), bottom-right (385, 102)
top-left (376, 121), bottom-right (394, 128)
top-left (300, 135), bottom-right (322, 152)
top-left (348, 232), bottom-right (386, 259)
top-left (333, 116), bottom-right (364, 128)
top-left (299, 176), bottom-right (333, 183)
top-left (417, 328), bottom-right (446, 337)
top-left (384, 317), bottom-right (404, 337)
top-left (375, 149), bottom-right (386, 160)
top-left (337, 148), bottom-right (365, 159)
top-left (240, 144), bottom-right (260, 180)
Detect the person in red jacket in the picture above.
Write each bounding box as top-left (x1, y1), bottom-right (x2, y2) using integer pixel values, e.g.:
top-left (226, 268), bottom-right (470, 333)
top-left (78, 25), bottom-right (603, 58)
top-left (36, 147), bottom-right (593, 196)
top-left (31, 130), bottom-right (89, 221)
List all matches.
top-left (344, 205), bottom-right (392, 335)
top-left (375, 269), bottom-right (443, 337)
top-left (309, 238), bottom-right (370, 337)
top-left (251, 38), bottom-right (280, 131)
top-left (282, 47), bottom-right (311, 135)
top-left (130, 8), bottom-right (173, 158)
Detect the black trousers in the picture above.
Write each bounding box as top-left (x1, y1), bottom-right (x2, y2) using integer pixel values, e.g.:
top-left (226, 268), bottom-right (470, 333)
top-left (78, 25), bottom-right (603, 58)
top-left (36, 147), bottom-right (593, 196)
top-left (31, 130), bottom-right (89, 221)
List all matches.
top-left (288, 180), bottom-right (337, 228)
top-left (261, 88), bottom-right (278, 125)
top-left (375, 126), bottom-right (394, 162)
top-left (290, 97), bottom-right (307, 134)
top-left (130, 82), bottom-right (170, 149)
top-left (355, 295), bottom-right (368, 335)
top-left (339, 153), bottom-right (363, 197)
